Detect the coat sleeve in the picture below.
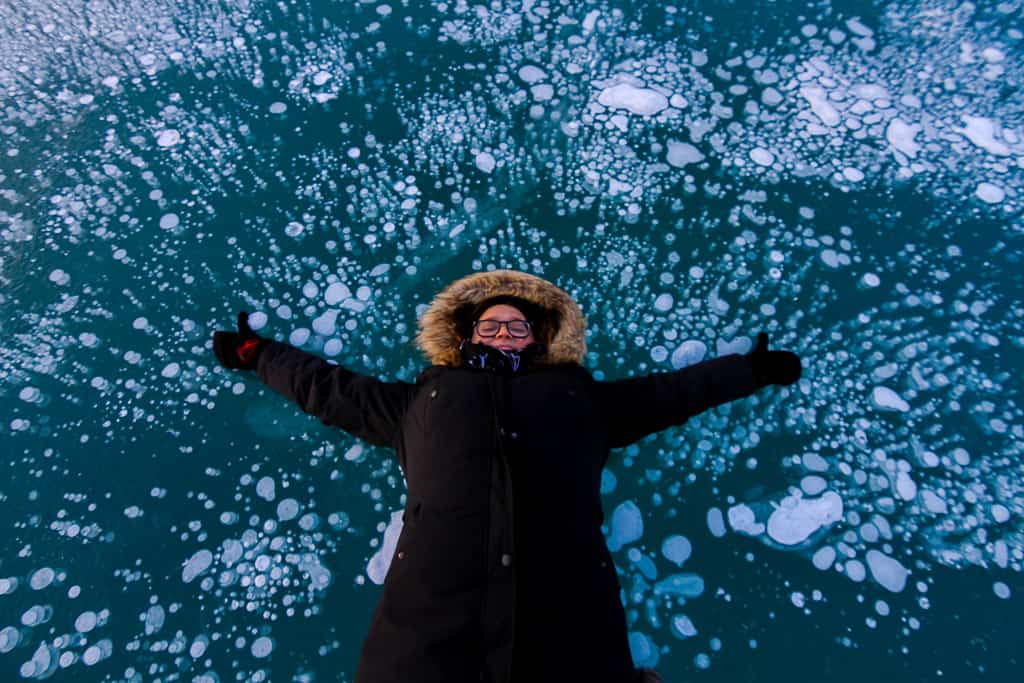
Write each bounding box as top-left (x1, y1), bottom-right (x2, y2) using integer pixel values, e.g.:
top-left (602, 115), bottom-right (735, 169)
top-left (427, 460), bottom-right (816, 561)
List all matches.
top-left (254, 340), bottom-right (413, 448)
top-left (594, 354), bottom-right (760, 449)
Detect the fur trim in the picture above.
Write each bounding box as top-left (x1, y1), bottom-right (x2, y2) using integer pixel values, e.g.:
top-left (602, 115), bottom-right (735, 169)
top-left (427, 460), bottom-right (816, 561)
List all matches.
top-left (416, 270), bottom-right (587, 366)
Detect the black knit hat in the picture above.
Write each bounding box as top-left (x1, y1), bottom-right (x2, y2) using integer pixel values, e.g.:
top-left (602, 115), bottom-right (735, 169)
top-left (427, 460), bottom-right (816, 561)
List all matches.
top-left (457, 295), bottom-right (547, 340)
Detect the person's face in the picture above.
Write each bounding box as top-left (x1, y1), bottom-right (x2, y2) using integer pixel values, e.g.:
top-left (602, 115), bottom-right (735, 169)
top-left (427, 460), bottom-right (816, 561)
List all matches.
top-left (470, 304), bottom-right (535, 352)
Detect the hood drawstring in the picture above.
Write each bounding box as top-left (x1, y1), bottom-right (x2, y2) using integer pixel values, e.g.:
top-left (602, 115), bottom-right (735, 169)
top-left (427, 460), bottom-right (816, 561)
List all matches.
top-left (458, 340), bottom-right (546, 375)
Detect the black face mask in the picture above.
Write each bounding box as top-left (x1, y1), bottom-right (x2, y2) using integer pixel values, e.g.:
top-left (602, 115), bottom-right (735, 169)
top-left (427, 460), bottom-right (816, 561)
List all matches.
top-left (458, 340), bottom-right (546, 375)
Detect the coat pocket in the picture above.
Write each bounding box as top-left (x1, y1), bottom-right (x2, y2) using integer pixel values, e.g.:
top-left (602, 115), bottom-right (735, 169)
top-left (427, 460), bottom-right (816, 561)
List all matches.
top-left (394, 503), bottom-right (487, 597)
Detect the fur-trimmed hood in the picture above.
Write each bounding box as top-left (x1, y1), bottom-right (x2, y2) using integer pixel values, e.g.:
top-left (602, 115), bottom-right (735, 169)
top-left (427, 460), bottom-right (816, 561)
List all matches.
top-left (416, 270), bottom-right (587, 367)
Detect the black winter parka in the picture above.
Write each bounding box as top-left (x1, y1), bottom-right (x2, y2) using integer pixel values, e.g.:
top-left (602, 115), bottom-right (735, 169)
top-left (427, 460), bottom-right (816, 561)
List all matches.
top-left (252, 270), bottom-right (760, 683)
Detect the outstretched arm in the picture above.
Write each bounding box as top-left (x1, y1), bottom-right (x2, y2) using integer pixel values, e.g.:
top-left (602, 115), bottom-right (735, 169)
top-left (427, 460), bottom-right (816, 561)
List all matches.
top-left (256, 341), bottom-right (413, 448)
top-left (214, 312), bottom-right (413, 448)
top-left (594, 333), bottom-right (802, 448)
top-left (595, 354), bottom-right (759, 448)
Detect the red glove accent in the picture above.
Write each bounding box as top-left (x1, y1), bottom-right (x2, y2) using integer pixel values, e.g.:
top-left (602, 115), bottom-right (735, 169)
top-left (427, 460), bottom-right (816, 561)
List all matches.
top-left (238, 338), bottom-right (263, 363)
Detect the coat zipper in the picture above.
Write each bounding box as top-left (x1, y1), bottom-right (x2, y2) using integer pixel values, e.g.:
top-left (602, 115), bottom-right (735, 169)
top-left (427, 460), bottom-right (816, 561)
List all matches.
top-left (485, 372), bottom-right (516, 682)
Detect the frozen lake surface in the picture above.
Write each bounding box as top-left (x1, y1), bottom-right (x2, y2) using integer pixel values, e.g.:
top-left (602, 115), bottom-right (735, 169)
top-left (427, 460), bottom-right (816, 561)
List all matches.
top-left (1, 0), bottom-right (1021, 680)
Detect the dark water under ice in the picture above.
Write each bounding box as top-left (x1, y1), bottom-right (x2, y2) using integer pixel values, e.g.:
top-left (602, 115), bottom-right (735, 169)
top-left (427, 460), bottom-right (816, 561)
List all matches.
top-left (1, 1), bottom-right (1022, 681)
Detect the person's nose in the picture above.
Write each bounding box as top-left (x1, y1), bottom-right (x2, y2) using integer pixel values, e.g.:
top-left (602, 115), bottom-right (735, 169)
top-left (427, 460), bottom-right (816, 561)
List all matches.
top-left (495, 324), bottom-right (511, 339)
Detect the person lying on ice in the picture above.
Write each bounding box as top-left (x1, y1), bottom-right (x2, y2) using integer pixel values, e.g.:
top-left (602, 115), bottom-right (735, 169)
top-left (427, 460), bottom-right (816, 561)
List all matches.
top-left (213, 269), bottom-right (802, 683)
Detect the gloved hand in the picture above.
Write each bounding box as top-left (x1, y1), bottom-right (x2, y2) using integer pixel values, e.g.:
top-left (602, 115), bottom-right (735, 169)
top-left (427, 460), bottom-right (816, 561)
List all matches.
top-left (213, 311), bottom-right (268, 370)
top-left (746, 332), bottom-right (802, 388)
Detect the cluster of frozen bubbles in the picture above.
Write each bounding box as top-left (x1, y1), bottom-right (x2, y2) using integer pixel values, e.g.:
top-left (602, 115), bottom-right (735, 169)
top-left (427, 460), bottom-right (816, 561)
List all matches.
top-left (1, 0), bottom-right (1021, 679)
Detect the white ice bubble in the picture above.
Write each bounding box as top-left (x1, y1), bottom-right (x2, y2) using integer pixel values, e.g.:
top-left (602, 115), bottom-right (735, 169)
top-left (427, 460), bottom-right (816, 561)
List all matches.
top-left (269, 102), bottom-right (287, 114)
top-left (531, 84), bottom-right (554, 101)
top-left (161, 363), bottom-right (180, 379)
top-left (182, 549), bottom-right (213, 583)
top-left (975, 182), bottom-right (1005, 204)
top-left (766, 491), bottom-right (843, 546)
top-left (608, 500), bottom-right (644, 551)
top-left (222, 539), bottom-right (243, 566)
top-left (285, 221), bottom-right (305, 237)
top-left (800, 85), bottom-right (840, 126)
top-left (276, 498), bottom-right (300, 521)
top-left (706, 507), bottom-right (726, 538)
top-left (0, 626), bottom-right (19, 654)
top-left (727, 504), bottom-right (765, 535)
top-left (21, 605), bottom-right (51, 627)
top-left (250, 638), bottom-right (274, 659)
top-left (749, 148), bottom-right (775, 166)
top-left (190, 636), bottom-right (209, 659)
top-left (670, 340), bottom-right (707, 369)
top-left (842, 167), bottom-right (864, 182)
top-left (81, 644), bottom-right (101, 666)
top-left (666, 140), bottom-right (705, 168)
top-left (312, 310), bottom-right (338, 336)
top-left (598, 83), bottom-right (669, 116)
top-left (860, 272), bottom-right (880, 288)
top-left (654, 573), bottom-right (705, 598)
top-left (894, 471), bottom-right (917, 501)
top-left (993, 581), bottom-right (1011, 599)
top-left (288, 328), bottom-right (311, 346)
top-left (812, 545), bottom-right (836, 570)
top-left (256, 476), bottom-right (276, 501)
top-left (717, 336), bottom-right (751, 356)
top-left (475, 151), bottom-right (496, 174)
top-left (29, 567), bottom-right (55, 590)
top-left (145, 605), bottom-right (165, 634)
top-left (885, 119), bottom-right (921, 159)
top-left (48, 269), bottom-right (70, 285)
top-left (74, 611), bottom-right (97, 633)
top-left (156, 129), bottom-right (181, 147)
top-left (845, 559), bottom-right (867, 582)
top-left (653, 293), bottom-right (674, 312)
top-left (921, 490), bottom-right (948, 514)
top-left (866, 549), bottom-right (909, 592)
top-left (517, 65), bottom-right (547, 83)
top-left (247, 312), bottom-right (268, 330)
top-left (957, 116), bottom-right (1011, 156)
top-left (324, 339), bottom-right (343, 356)
top-left (802, 452), bottom-right (829, 472)
top-left (800, 476), bottom-right (828, 496)
top-left (159, 213), bottom-right (180, 230)
top-left (871, 386), bottom-right (910, 412)
top-left (762, 87), bottom-right (783, 106)
top-left (991, 504), bottom-right (1010, 523)
top-left (671, 614), bottom-right (698, 638)
top-left (367, 510), bottom-right (404, 585)
top-left (661, 535), bottom-right (692, 566)
top-left (324, 282), bottom-right (351, 305)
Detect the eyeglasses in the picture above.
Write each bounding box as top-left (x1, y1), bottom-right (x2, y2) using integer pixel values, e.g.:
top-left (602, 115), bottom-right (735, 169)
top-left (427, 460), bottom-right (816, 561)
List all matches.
top-left (473, 319), bottom-right (533, 338)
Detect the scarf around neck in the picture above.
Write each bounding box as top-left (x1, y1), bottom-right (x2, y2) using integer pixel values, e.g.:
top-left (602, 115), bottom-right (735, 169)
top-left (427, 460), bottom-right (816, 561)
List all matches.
top-left (458, 340), bottom-right (546, 375)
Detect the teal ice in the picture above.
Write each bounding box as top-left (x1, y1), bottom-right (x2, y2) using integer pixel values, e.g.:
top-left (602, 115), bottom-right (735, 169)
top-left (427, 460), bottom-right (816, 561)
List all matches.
top-left (1, 1), bottom-right (1021, 681)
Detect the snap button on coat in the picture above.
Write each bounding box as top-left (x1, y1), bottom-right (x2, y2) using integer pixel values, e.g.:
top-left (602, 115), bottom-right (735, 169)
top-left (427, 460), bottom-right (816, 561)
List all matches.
top-left (501, 553), bottom-right (513, 567)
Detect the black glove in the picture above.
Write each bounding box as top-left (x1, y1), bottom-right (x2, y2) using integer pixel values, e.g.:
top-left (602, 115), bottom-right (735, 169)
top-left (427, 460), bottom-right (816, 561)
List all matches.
top-left (213, 311), bottom-right (268, 370)
top-left (746, 332), bottom-right (802, 388)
